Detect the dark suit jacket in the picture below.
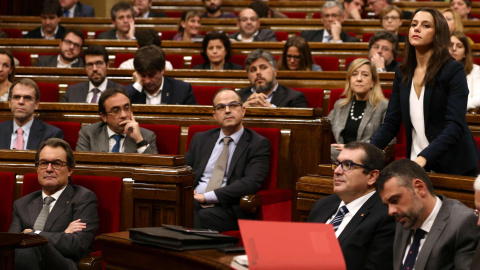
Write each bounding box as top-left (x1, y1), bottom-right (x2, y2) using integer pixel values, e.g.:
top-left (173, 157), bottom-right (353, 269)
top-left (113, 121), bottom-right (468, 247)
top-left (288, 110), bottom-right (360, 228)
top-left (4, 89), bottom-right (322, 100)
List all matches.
top-left (35, 54), bottom-right (84, 68)
top-left (238, 84), bottom-right (308, 108)
top-left (193, 61), bottom-right (243, 70)
top-left (97, 29), bottom-right (117, 39)
top-left (67, 2), bottom-right (95, 17)
top-left (393, 196), bottom-right (479, 270)
top-left (61, 80), bottom-right (124, 102)
top-left (0, 119), bottom-right (64, 150)
top-left (8, 185), bottom-right (99, 263)
top-left (370, 59), bottom-right (480, 175)
top-left (126, 76), bottom-right (197, 105)
top-left (148, 11), bottom-right (167, 17)
top-left (300, 29), bottom-right (360, 42)
top-left (76, 121), bottom-right (158, 154)
top-left (228, 29), bottom-right (277, 42)
top-left (23, 25), bottom-right (66, 39)
top-left (471, 242), bottom-right (480, 270)
top-left (308, 193), bottom-right (395, 270)
top-left (185, 128), bottom-right (270, 219)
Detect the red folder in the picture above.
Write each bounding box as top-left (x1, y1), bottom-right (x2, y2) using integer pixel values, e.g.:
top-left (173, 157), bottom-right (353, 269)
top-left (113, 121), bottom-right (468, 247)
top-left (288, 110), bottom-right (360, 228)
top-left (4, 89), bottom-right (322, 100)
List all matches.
top-left (238, 220), bottom-right (346, 270)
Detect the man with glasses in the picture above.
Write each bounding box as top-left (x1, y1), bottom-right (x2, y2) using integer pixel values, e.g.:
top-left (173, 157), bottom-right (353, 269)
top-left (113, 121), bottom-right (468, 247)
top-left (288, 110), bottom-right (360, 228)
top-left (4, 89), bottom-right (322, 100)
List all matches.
top-left (0, 79), bottom-right (63, 150)
top-left (369, 30), bottom-right (399, 72)
top-left (301, 1), bottom-right (359, 43)
top-left (185, 88), bottom-right (270, 232)
top-left (24, 0), bottom-right (66, 39)
top-left (9, 138), bottom-right (98, 269)
top-left (76, 88), bottom-right (157, 153)
top-left (377, 159), bottom-right (479, 270)
top-left (62, 45), bottom-right (124, 103)
top-left (35, 29), bottom-right (85, 68)
top-left (308, 141), bottom-right (395, 270)
top-left (228, 8), bottom-right (277, 42)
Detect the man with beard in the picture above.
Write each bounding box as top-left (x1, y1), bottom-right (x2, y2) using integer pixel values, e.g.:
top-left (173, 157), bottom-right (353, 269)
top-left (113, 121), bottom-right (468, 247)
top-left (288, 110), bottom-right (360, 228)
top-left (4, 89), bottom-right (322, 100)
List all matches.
top-left (24, 0), bottom-right (66, 39)
top-left (125, 45), bottom-right (197, 105)
top-left (35, 29), bottom-right (84, 68)
top-left (228, 8), bottom-right (277, 42)
top-left (377, 159), bottom-right (479, 270)
top-left (201, 0), bottom-right (235, 18)
top-left (237, 49), bottom-right (307, 108)
top-left (62, 45), bottom-right (124, 103)
top-left (98, 2), bottom-right (136, 40)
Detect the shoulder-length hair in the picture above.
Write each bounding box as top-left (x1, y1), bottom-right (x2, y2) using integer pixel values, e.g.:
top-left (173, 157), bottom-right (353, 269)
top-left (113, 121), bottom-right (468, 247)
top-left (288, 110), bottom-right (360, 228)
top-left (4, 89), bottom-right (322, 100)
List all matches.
top-left (278, 36), bottom-right (314, 71)
top-left (400, 8), bottom-right (452, 87)
top-left (451, 31), bottom-right (473, 75)
top-left (0, 49), bottom-right (15, 82)
top-left (339, 58), bottom-right (385, 110)
top-left (443, 8), bottom-right (464, 33)
top-left (200, 31), bottom-right (232, 62)
top-left (178, 10), bottom-right (202, 33)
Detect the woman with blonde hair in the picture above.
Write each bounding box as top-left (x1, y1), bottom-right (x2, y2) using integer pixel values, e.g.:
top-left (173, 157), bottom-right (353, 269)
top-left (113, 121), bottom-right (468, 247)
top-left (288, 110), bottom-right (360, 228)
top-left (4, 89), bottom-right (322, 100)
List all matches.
top-left (328, 58), bottom-right (389, 159)
top-left (443, 8), bottom-right (464, 34)
top-left (174, 10), bottom-right (203, 42)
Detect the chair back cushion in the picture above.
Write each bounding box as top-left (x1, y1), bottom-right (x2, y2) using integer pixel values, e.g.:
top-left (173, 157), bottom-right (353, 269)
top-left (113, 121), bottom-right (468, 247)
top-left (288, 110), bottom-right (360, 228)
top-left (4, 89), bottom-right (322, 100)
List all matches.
top-left (0, 172), bottom-right (15, 232)
top-left (113, 53), bottom-right (134, 68)
top-left (192, 85), bottom-right (225, 105)
top-left (139, 124), bottom-right (181, 155)
top-left (313, 56), bottom-right (339, 71)
top-left (328, 89), bottom-right (345, 114)
top-left (37, 83), bottom-right (59, 102)
top-left (291, 88), bottom-right (324, 108)
top-left (46, 122), bottom-right (82, 150)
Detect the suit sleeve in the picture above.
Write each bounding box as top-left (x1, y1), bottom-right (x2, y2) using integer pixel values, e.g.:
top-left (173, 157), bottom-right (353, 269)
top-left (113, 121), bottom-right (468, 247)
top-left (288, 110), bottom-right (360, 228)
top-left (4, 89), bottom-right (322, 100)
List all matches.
top-left (291, 92), bottom-right (308, 107)
top-left (76, 126), bottom-right (91, 151)
top-left (8, 201), bottom-right (23, 233)
top-left (452, 204), bottom-right (479, 269)
top-left (52, 127), bottom-right (64, 140)
top-left (184, 83), bottom-right (198, 105)
top-left (362, 214), bottom-right (395, 270)
top-left (142, 130), bottom-right (158, 154)
top-left (61, 86), bottom-right (71, 102)
top-left (263, 30), bottom-right (278, 41)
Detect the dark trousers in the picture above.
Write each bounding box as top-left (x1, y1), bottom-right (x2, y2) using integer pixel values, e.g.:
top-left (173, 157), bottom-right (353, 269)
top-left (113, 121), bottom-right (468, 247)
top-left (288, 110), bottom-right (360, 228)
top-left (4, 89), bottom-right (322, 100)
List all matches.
top-left (15, 242), bottom-right (77, 270)
top-left (194, 200), bottom-right (239, 232)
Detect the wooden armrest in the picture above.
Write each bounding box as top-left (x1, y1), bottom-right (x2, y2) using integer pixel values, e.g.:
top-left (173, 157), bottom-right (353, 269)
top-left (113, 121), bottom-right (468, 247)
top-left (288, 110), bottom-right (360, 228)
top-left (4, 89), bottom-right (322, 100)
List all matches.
top-left (77, 253), bottom-right (103, 270)
top-left (239, 194), bottom-right (262, 214)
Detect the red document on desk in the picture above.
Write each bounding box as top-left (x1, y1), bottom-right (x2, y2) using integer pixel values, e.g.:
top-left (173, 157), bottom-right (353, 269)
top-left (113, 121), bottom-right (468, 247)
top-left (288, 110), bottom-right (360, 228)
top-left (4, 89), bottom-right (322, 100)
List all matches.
top-left (238, 220), bottom-right (346, 270)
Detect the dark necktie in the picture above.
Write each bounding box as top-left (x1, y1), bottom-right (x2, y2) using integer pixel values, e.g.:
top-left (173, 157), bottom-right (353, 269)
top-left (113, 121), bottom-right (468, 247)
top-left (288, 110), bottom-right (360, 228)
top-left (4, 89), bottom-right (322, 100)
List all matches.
top-left (90, 88), bottom-right (100, 103)
top-left (331, 205), bottom-right (349, 231)
top-left (111, 135), bottom-right (123, 153)
top-left (33, 196), bottom-right (55, 231)
top-left (402, 229), bottom-right (427, 270)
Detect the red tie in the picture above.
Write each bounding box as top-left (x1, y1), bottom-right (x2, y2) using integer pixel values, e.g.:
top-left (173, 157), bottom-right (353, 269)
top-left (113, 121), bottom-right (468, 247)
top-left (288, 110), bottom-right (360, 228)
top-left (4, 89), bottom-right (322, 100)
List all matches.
top-left (14, 128), bottom-right (23, 150)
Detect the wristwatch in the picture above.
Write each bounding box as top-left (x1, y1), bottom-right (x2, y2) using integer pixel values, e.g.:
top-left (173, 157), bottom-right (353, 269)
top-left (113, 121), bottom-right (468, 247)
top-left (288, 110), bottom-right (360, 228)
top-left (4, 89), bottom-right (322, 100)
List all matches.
top-left (136, 139), bottom-right (148, 148)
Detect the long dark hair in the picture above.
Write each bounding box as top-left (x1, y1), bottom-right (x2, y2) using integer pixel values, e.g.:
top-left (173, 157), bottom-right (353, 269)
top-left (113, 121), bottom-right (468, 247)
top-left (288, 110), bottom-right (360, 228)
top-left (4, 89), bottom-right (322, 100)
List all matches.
top-left (400, 8), bottom-right (451, 86)
top-left (451, 31), bottom-right (473, 75)
top-left (278, 36), bottom-right (314, 71)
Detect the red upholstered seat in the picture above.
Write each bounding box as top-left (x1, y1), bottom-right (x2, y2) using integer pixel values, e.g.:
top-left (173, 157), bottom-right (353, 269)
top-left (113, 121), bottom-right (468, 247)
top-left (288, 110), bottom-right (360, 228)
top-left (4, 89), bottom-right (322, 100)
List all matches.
top-left (274, 31), bottom-right (289, 42)
top-left (344, 56), bottom-right (369, 71)
top-left (94, 30), bottom-right (106, 39)
top-left (12, 52), bottom-right (31, 66)
top-left (291, 87), bottom-right (324, 109)
top-left (113, 53), bottom-right (134, 68)
top-left (191, 55), bottom-right (206, 68)
top-left (1, 28), bottom-right (22, 38)
top-left (191, 55), bottom-right (246, 69)
top-left (165, 54), bottom-right (184, 69)
top-left (138, 124), bottom-right (181, 155)
top-left (46, 122), bottom-right (82, 150)
top-left (164, 11), bottom-right (182, 18)
top-left (313, 56), bottom-right (339, 71)
top-left (328, 88), bottom-right (345, 114)
top-left (362, 33), bottom-right (374, 42)
top-left (192, 85), bottom-right (225, 105)
top-left (161, 31), bottom-right (177, 40)
top-left (37, 82), bottom-right (59, 102)
top-left (283, 12), bottom-right (307, 18)
top-left (466, 33), bottom-right (480, 43)
top-left (0, 172), bottom-right (15, 232)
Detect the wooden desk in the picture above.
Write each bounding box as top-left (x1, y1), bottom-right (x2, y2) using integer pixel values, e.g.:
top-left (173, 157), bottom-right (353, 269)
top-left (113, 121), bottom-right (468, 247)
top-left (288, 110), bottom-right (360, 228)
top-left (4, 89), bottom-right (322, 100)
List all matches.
top-left (0, 233), bottom-right (48, 270)
top-left (97, 231), bottom-right (238, 270)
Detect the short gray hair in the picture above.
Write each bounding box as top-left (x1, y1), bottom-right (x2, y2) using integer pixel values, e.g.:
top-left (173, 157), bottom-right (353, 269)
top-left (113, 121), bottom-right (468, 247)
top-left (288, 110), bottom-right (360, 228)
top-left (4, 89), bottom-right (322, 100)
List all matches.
top-left (245, 49), bottom-right (277, 71)
top-left (322, 1), bottom-right (344, 15)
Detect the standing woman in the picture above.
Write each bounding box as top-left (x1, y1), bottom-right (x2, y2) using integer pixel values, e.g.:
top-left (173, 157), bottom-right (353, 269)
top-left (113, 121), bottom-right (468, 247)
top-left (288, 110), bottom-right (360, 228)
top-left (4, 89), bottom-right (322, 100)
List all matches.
top-left (370, 8), bottom-right (479, 176)
top-left (174, 10), bottom-right (203, 42)
top-left (0, 49), bottom-right (15, 102)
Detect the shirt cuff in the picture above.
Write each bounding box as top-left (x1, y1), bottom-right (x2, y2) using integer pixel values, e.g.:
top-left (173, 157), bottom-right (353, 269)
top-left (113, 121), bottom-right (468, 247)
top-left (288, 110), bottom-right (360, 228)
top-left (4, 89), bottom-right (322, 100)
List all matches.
top-left (34, 230), bottom-right (41, 234)
top-left (270, 104), bottom-right (277, 108)
top-left (133, 82), bottom-right (143, 92)
top-left (204, 191), bottom-right (219, 204)
top-left (136, 145), bottom-right (148, 153)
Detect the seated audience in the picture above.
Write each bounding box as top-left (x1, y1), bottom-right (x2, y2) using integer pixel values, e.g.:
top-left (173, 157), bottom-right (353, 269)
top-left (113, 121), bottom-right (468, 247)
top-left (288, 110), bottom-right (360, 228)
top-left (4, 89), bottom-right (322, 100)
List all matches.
top-left (249, 0), bottom-right (287, 19)
top-left (35, 29), bottom-right (85, 68)
top-left (369, 31), bottom-right (399, 72)
top-left (9, 138), bottom-right (98, 269)
top-left (238, 49), bottom-right (307, 108)
top-left (443, 8), bottom-right (464, 34)
top-left (343, 0), bottom-right (364, 20)
top-left (228, 8), bottom-right (277, 42)
top-left (133, 0), bottom-right (166, 18)
top-left (119, 29), bottom-right (173, 71)
top-left (451, 0), bottom-right (473, 20)
top-left (278, 36), bottom-right (322, 71)
top-left (0, 79), bottom-right (63, 150)
top-left (173, 10), bottom-right (203, 42)
top-left (185, 88), bottom-right (270, 232)
top-left (449, 31), bottom-right (480, 110)
top-left (377, 159), bottom-right (479, 270)
top-left (193, 31), bottom-right (243, 70)
top-left (24, 0), bottom-right (66, 39)
top-left (201, 0), bottom-right (235, 18)
top-left (98, 1), bottom-right (135, 40)
top-left (62, 45), bottom-right (124, 103)
top-left (380, 5), bottom-right (405, 42)
top-left (76, 88), bottom-right (158, 153)
top-left (59, 0), bottom-right (95, 17)
top-left (367, 0), bottom-right (412, 19)
top-left (309, 142), bottom-right (395, 270)
top-left (328, 58), bottom-right (388, 160)
top-left (126, 45), bottom-right (197, 105)
top-left (0, 49), bottom-right (15, 102)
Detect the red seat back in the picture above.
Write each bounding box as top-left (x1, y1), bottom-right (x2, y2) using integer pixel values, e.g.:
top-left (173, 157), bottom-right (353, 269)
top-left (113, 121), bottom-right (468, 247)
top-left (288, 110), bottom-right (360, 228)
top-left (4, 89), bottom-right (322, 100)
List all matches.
top-left (1, 28), bottom-right (22, 38)
top-left (165, 54), bottom-right (184, 69)
top-left (344, 56), bottom-right (368, 71)
top-left (362, 33), bottom-right (374, 42)
top-left (274, 31), bottom-right (289, 42)
top-left (114, 53), bottom-right (134, 68)
top-left (138, 124), bottom-right (181, 155)
top-left (229, 55), bottom-right (247, 69)
top-left (328, 89), bottom-right (345, 114)
top-left (291, 87), bottom-right (324, 108)
top-left (94, 30), bottom-right (107, 39)
top-left (0, 172), bottom-right (15, 232)
top-left (161, 31), bottom-right (177, 40)
top-left (191, 55), bottom-right (205, 68)
top-left (12, 52), bottom-right (31, 66)
top-left (164, 11), bottom-right (182, 18)
top-left (37, 82), bottom-right (59, 102)
top-left (382, 89), bottom-right (392, 99)
top-left (46, 122), bottom-right (82, 150)
top-left (192, 85), bottom-right (225, 105)
top-left (313, 56), bottom-right (339, 71)
top-left (466, 33), bottom-right (480, 43)
top-left (282, 12), bottom-right (307, 18)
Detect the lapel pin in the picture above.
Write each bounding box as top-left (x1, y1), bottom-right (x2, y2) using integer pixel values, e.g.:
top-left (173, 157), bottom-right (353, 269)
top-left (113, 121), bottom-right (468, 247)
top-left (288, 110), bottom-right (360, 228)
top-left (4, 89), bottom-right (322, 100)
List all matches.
top-left (360, 213), bottom-right (364, 216)
top-left (66, 201), bottom-right (70, 204)
top-left (166, 93), bottom-right (170, 96)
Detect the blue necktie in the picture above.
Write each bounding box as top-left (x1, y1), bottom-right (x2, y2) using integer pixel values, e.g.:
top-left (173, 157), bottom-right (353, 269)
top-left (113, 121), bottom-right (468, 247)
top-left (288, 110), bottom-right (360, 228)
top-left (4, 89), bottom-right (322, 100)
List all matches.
top-left (64, 10), bottom-right (70, 17)
top-left (331, 205), bottom-right (349, 231)
top-left (402, 229), bottom-right (427, 270)
top-left (111, 135), bottom-right (123, 152)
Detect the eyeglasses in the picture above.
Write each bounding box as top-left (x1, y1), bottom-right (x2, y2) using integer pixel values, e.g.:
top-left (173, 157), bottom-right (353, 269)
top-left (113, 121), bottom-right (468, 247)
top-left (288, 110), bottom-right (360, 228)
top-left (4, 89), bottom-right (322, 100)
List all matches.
top-left (239, 17), bottom-right (258, 22)
top-left (63, 39), bottom-right (82, 49)
top-left (331, 160), bottom-right (371, 171)
top-left (11, 95), bottom-right (35, 102)
top-left (37, 160), bottom-right (68, 170)
top-left (286, 54), bottom-right (301, 60)
top-left (371, 44), bottom-right (392, 52)
top-left (323, 13), bottom-right (340, 19)
top-left (383, 15), bottom-right (400, 21)
top-left (213, 101), bottom-right (243, 112)
top-left (107, 105), bottom-right (132, 115)
top-left (85, 61), bottom-right (106, 70)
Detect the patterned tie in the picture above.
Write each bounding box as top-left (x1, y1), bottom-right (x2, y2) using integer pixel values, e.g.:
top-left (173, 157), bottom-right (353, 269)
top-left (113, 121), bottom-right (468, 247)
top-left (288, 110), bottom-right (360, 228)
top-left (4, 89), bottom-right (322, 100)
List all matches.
top-left (331, 205), bottom-right (349, 231)
top-left (14, 128), bottom-right (23, 150)
top-left (33, 196), bottom-right (55, 231)
top-left (402, 229), bottom-right (427, 270)
top-left (111, 135), bottom-right (123, 152)
top-left (90, 88), bottom-right (100, 103)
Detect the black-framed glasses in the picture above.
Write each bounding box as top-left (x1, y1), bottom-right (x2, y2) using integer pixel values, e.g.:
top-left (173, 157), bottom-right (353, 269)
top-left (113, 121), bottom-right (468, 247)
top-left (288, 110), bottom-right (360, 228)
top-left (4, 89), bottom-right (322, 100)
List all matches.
top-left (85, 61), bottom-right (105, 70)
top-left (106, 105), bottom-right (132, 115)
top-left (63, 39), bottom-right (82, 49)
top-left (286, 54), bottom-right (301, 60)
top-left (213, 101), bottom-right (242, 112)
top-left (37, 160), bottom-right (68, 170)
top-left (331, 160), bottom-right (371, 171)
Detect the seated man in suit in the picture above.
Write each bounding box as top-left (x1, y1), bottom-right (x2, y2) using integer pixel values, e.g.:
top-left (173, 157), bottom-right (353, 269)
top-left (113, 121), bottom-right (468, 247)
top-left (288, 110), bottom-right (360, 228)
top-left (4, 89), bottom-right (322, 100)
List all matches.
top-left (228, 8), bottom-right (277, 42)
top-left (133, 0), bottom-right (166, 18)
top-left (300, 1), bottom-right (360, 43)
top-left (35, 29), bottom-right (85, 68)
top-left (9, 137), bottom-right (99, 269)
top-left (369, 31), bottom-right (399, 73)
top-left (76, 88), bottom-right (158, 153)
top-left (60, 0), bottom-right (95, 17)
top-left (471, 176), bottom-right (480, 268)
top-left (23, 0), bottom-right (66, 39)
top-left (185, 88), bottom-right (271, 232)
top-left (98, 1), bottom-right (135, 40)
top-left (308, 141), bottom-right (395, 270)
top-left (0, 79), bottom-right (63, 150)
top-left (125, 45), bottom-right (197, 105)
top-left (377, 159), bottom-right (479, 270)
top-left (238, 49), bottom-right (308, 108)
top-left (62, 45), bottom-right (124, 103)
top-left (202, 0), bottom-right (235, 18)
